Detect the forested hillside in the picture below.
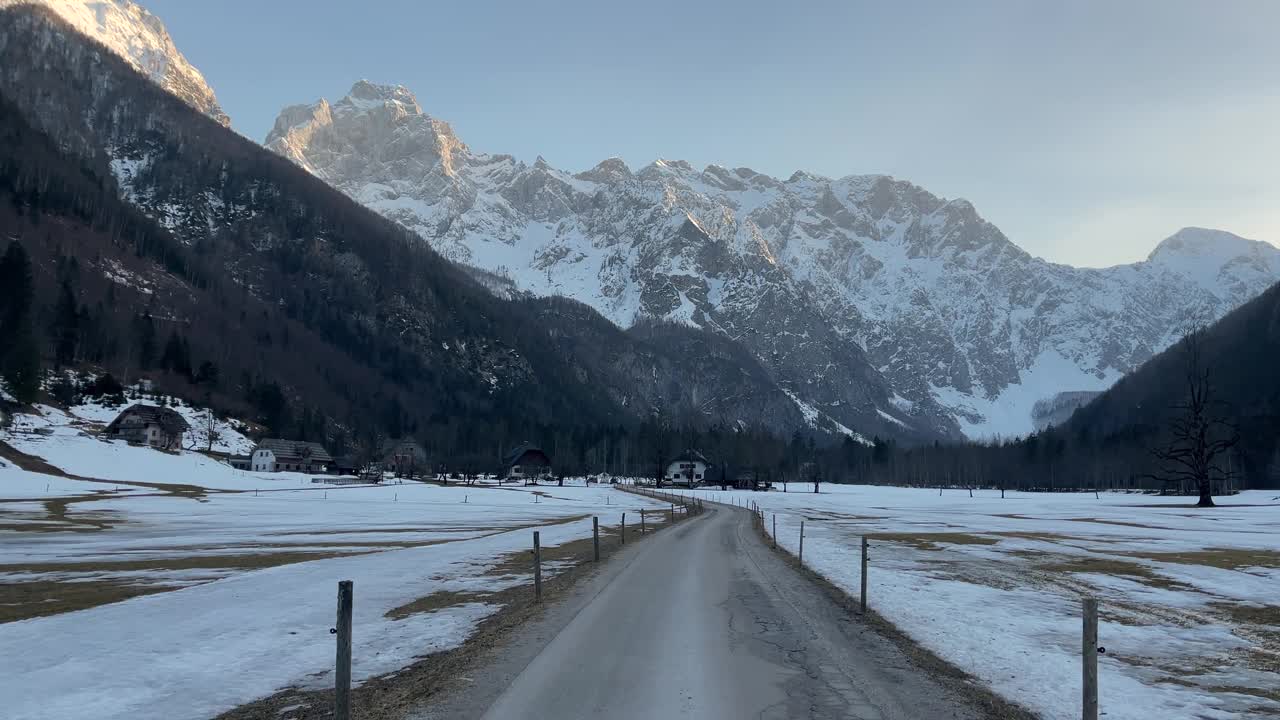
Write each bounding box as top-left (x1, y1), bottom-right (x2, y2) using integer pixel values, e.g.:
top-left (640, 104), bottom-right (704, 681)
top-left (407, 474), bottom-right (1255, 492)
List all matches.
top-left (1061, 280), bottom-right (1280, 487)
top-left (0, 5), bottom-right (835, 469)
top-left (828, 280), bottom-right (1280, 490)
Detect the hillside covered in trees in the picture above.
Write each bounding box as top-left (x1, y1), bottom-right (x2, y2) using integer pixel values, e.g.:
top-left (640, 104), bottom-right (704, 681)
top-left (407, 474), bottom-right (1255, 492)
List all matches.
top-left (0, 5), bottom-right (874, 467)
top-left (830, 280), bottom-right (1280, 491)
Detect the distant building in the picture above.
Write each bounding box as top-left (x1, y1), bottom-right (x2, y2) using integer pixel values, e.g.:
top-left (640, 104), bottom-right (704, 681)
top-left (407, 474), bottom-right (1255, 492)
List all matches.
top-left (732, 468), bottom-right (770, 491)
top-left (103, 404), bottom-right (190, 450)
top-left (250, 439), bottom-right (333, 473)
top-left (665, 450), bottom-right (710, 487)
top-left (227, 455), bottom-right (251, 470)
top-left (503, 443), bottom-right (552, 482)
top-left (331, 454), bottom-right (362, 477)
top-left (382, 439), bottom-right (430, 478)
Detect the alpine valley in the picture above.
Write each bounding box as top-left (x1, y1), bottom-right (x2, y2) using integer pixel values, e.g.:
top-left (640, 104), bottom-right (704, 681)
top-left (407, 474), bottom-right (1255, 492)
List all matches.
top-left (9, 0), bottom-right (1280, 443)
top-left (264, 81), bottom-right (1280, 440)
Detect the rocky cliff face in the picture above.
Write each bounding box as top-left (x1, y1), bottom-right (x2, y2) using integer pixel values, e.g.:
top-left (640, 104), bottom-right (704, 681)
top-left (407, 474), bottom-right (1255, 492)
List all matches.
top-left (266, 82), bottom-right (1280, 440)
top-left (0, 7), bottom-right (830, 442)
top-left (0, 0), bottom-right (229, 126)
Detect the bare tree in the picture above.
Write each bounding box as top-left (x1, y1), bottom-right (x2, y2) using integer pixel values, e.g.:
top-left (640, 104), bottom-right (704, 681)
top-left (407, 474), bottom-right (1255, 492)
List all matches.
top-left (1149, 327), bottom-right (1238, 507)
top-left (204, 409), bottom-right (219, 453)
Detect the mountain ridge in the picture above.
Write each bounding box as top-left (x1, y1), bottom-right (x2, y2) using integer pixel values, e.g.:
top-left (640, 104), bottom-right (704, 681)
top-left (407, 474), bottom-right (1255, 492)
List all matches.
top-left (0, 5), bottom-right (850, 455)
top-left (0, 0), bottom-right (229, 126)
top-left (264, 80), bottom-right (1280, 440)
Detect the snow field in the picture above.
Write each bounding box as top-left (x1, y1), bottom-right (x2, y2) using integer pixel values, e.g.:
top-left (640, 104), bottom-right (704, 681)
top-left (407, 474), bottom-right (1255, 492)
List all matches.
top-left (0, 478), bottom-right (663, 720)
top-left (1, 408), bottom-right (667, 720)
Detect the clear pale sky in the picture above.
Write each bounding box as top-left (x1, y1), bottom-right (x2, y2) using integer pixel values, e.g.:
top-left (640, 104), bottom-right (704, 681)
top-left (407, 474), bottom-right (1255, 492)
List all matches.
top-left (146, 0), bottom-right (1279, 268)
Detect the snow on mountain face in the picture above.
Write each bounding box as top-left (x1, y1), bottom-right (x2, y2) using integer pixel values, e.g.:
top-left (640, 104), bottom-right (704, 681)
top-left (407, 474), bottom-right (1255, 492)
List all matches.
top-left (266, 82), bottom-right (1280, 440)
top-left (1, 0), bottom-right (229, 126)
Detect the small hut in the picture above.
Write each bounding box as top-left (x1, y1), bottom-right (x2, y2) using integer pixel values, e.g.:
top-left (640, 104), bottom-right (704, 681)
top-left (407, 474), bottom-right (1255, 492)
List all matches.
top-left (503, 443), bottom-right (552, 483)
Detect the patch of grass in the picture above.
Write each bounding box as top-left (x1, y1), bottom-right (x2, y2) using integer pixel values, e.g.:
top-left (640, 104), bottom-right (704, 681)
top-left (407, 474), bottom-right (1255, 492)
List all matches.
top-left (1211, 602), bottom-right (1280, 626)
top-left (1041, 555), bottom-right (1199, 594)
top-left (996, 531), bottom-right (1091, 543)
top-left (42, 498), bottom-right (123, 530)
top-left (1207, 686), bottom-right (1280, 706)
top-left (1135, 548), bottom-right (1280, 571)
top-left (3, 549), bottom-right (371, 576)
top-left (385, 591), bottom-right (495, 620)
top-left (0, 579), bottom-right (171, 623)
top-left (1044, 555), bottom-right (1155, 577)
top-left (273, 526), bottom-right (509, 536)
top-left (1065, 517), bottom-right (1169, 530)
top-left (868, 532), bottom-right (999, 551)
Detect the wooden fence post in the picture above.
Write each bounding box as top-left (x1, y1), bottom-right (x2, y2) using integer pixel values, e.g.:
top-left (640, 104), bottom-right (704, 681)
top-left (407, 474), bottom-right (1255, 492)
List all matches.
top-left (593, 516), bottom-right (600, 562)
top-left (860, 537), bottom-right (869, 613)
top-left (641, 509), bottom-right (646, 535)
top-left (772, 514), bottom-right (777, 549)
top-left (1083, 598), bottom-right (1099, 720)
top-left (621, 513), bottom-right (626, 544)
top-left (533, 531), bottom-right (543, 602)
top-left (799, 521), bottom-right (805, 566)
top-left (334, 580), bottom-right (353, 720)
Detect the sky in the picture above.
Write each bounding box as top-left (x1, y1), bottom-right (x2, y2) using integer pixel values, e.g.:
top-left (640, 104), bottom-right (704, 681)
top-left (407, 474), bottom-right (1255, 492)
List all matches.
top-left (145, 0), bottom-right (1280, 268)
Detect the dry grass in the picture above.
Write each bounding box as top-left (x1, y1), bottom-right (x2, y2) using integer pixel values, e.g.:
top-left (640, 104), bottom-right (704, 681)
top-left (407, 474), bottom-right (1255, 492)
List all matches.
top-left (995, 531), bottom-right (1091, 543)
top-left (1134, 548), bottom-right (1280, 571)
top-left (868, 531), bottom-right (999, 551)
top-left (1066, 517), bottom-right (1170, 530)
top-left (3, 549), bottom-right (373, 577)
top-left (0, 579), bottom-right (172, 623)
top-left (385, 591), bottom-right (495, 620)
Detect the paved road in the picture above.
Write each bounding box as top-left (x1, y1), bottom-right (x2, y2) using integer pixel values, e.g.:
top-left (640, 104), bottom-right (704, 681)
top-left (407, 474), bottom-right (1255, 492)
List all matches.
top-left (415, 504), bottom-right (980, 720)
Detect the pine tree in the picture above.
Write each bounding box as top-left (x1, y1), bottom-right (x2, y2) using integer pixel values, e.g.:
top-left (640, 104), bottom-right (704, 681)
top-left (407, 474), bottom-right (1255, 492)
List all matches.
top-left (52, 277), bottom-right (80, 367)
top-left (133, 313), bottom-right (156, 370)
top-left (0, 241), bottom-right (41, 402)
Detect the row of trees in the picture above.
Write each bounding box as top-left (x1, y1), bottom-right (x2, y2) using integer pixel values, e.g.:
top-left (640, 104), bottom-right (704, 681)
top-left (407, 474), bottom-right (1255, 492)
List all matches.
top-left (5, 224), bottom-right (1264, 500)
top-left (0, 241), bottom-right (39, 402)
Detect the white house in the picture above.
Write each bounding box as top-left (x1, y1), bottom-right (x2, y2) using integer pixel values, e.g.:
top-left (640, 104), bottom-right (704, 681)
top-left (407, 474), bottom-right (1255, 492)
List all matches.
top-left (250, 439), bottom-right (333, 473)
top-left (664, 450), bottom-right (710, 487)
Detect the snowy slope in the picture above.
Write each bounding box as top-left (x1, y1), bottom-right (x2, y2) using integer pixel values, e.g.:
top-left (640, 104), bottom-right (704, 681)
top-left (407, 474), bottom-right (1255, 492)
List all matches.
top-left (0, 470), bottom-right (667, 719)
top-left (266, 82), bottom-right (1280, 439)
top-left (0, 0), bottom-right (229, 125)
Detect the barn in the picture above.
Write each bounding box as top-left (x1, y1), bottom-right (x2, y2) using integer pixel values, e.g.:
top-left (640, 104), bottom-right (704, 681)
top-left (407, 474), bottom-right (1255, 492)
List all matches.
top-left (104, 404), bottom-right (190, 451)
top-left (503, 443), bottom-right (552, 482)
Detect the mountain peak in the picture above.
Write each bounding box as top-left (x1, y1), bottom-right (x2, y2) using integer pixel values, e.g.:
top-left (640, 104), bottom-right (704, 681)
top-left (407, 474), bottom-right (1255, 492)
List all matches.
top-left (341, 80), bottom-right (422, 114)
top-left (1147, 227), bottom-right (1270, 262)
top-left (651, 158), bottom-right (694, 173)
top-left (575, 157), bottom-right (632, 183)
top-left (1, 0), bottom-right (229, 126)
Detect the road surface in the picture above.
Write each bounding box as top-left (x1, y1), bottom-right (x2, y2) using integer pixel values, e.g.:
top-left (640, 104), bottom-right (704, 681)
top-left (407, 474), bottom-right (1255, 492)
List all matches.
top-left (413, 502), bottom-right (982, 720)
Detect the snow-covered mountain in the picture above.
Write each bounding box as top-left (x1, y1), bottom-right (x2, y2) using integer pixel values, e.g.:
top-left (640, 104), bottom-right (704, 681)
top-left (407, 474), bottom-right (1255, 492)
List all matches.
top-left (265, 81), bottom-right (1280, 440)
top-left (0, 0), bottom-right (228, 125)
